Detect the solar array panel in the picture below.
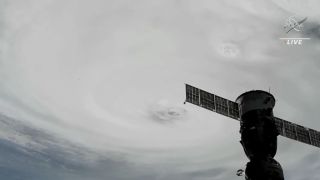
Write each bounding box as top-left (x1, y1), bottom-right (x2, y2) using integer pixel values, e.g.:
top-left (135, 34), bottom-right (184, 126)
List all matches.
top-left (274, 117), bottom-right (320, 148)
top-left (185, 84), bottom-right (240, 120)
top-left (185, 84), bottom-right (320, 148)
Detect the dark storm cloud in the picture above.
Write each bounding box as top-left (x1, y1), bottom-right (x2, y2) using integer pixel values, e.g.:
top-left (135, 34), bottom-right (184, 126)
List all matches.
top-left (0, 114), bottom-right (155, 180)
top-left (303, 22), bottom-right (320, 39)
top-left (0, 114), bottom-right (90, 165)
top-left (0, 113), bottom-right (237, 180)
top-left (0, 128), bottom-right (230, 180)
top-left (0, 137), bottom-right (158, 180)
top-left (0, 139), bottom-right (83, 180)
top-left (0, 116), bottom-right (87, 180)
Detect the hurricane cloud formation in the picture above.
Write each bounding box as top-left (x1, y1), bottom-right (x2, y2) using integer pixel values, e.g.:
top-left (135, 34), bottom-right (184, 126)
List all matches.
top-left (1, 0), bottom-right (320, 179)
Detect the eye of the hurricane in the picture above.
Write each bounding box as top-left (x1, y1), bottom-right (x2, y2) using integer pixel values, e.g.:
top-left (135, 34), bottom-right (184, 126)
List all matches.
top-left (150, 104), bottom-right (187, 124)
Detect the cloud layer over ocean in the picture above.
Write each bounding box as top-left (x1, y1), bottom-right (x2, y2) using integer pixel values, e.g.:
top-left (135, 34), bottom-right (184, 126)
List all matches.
top-left (1, 0), bottom-right (320, 179)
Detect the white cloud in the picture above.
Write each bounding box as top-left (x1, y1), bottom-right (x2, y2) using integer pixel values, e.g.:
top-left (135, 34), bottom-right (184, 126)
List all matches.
top-left (1, 0), bottom-right (320, 179)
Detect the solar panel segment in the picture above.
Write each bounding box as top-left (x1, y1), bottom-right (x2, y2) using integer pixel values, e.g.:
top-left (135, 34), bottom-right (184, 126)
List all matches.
top-left (200, 89), bottom-right (215, 111)
top-left (215, 95), bottom-right (229, 117)
top-left (186, 84), bottom-right (200, 106)
top-left (274, 117), bottom-right (320, 148)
